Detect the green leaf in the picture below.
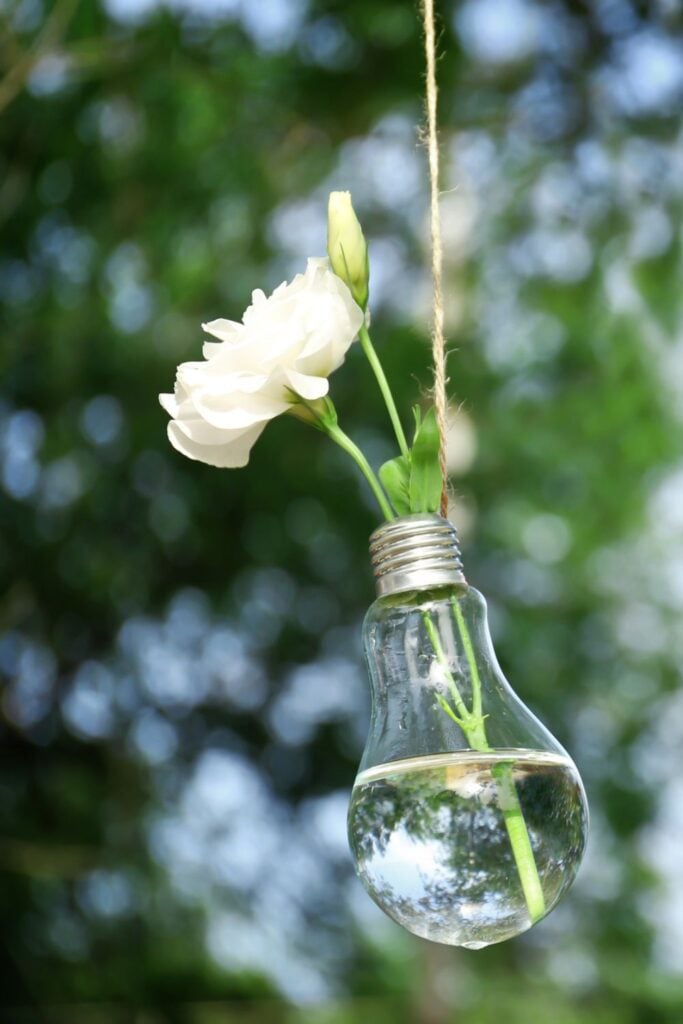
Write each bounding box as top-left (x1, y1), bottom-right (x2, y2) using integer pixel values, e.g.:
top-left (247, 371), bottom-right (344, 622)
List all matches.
top-left (379, 454), bottom-right (412, 515)
top-left (409, 406), bottom-right (443, 513)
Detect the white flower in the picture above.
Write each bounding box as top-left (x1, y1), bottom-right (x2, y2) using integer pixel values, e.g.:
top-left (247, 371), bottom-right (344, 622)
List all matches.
top-left (159, 258), bottom-right (364, 467)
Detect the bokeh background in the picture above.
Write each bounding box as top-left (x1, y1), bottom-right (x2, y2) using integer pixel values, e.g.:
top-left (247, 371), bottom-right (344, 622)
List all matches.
top-left (2, 0), bottom-right (683, 1020)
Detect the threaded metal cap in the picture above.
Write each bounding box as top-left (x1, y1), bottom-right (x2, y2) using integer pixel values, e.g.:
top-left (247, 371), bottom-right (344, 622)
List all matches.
top-left (369, 513), bottom-right (467, 598)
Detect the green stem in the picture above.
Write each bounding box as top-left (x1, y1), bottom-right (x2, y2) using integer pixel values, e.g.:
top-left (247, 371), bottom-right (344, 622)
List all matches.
top-left (451, 598), bottom-right (483, 722)
top-left (423, 600), bottom-right (547, 924)
top-left (323, 420), bottom-right (395, 522)
top-left (492, 762), bottom-right (547, 923)
top-left (422, 612), bottom-right (480, 737)
top-left (359, 325), bottom-right (409, 457)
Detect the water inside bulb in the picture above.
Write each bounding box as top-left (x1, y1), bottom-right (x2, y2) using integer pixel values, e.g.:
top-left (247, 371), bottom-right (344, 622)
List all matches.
top-left (348, 749), bottom-right (587, 949)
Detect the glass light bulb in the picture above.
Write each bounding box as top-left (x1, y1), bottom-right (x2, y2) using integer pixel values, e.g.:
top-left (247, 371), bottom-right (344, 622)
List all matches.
top-left (348, 514), bottom-right (588, 949)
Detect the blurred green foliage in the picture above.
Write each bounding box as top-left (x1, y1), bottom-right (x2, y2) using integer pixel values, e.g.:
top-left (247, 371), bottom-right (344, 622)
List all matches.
top-left (2, 0), bottom-right (683, 1020)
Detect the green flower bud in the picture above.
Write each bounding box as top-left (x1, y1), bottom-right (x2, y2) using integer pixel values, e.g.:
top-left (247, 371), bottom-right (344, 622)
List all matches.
top-left (327, 191), bottom-right (369, 310)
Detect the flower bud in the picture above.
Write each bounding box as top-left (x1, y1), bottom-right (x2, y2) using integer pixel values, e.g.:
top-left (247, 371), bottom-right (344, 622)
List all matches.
top-left (327, 191), bottom-right (369, 310)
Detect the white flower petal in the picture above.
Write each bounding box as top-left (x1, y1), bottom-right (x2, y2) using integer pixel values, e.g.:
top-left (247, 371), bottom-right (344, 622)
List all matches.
top-left (176, 363), bottom-right (262, 397)
top-left (306, 256), bottom-right (330, 272)
top-left (159, 376), bottom-right (193, 418)
top-left (283, 370), bottom-right (329, 401)
top-left (171, 409), bottom-right (256, 447)
top-left (167, 420), bottom-right (266, 468)
top-left (193, 386), bottom-right (288, 430)
top-left (202, 318), bottom-right (244, 343)
top-left (159, 391), bottom-right (179, 417)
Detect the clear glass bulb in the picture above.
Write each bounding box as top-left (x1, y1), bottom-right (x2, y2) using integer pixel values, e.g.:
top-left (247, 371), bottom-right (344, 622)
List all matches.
top-left (348, 515), bottom-right (588, 949)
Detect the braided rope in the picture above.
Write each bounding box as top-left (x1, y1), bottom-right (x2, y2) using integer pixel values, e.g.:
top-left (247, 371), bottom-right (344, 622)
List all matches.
top-left (422, 0), bottom-right (449, 516)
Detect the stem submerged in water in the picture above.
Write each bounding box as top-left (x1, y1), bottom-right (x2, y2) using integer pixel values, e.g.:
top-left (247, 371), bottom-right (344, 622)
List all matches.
top-left (422, 598), bottom-right (546, 924)
top-left (491, 761), bottom-right (546, 922)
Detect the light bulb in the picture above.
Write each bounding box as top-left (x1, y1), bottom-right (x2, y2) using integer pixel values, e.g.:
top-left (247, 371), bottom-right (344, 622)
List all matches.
top-left (348, 514), bottom-right (588, 949)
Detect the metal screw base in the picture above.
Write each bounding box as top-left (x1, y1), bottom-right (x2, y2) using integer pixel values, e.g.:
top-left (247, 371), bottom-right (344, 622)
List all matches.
top-left (369, 513), bottom-right (467, 598)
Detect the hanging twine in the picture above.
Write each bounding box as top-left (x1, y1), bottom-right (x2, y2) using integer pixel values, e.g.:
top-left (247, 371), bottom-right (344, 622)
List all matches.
top-left (421, 0), bottom-right (449, 517)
